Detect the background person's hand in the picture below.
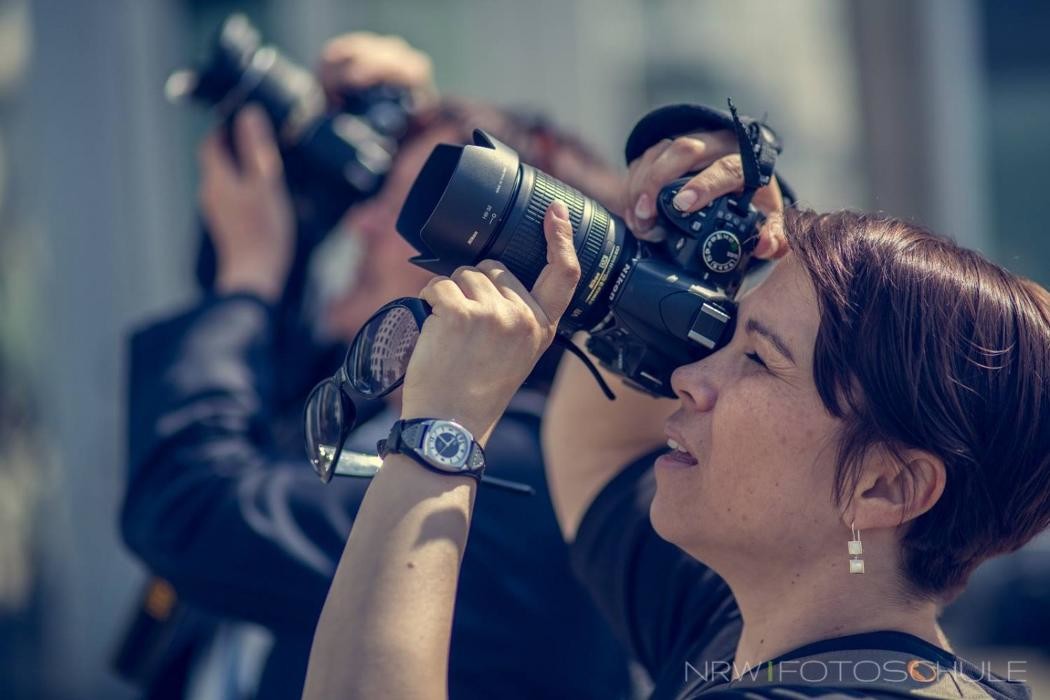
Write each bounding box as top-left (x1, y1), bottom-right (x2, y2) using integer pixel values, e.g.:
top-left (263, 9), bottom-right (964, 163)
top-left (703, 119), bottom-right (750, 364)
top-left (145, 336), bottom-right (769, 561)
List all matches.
top-left (317, 32), bottom-right (437, 109)
top-left (622, 130), bottom-right (788, 259)
top-left (198, 105), bottom-right (295, 302)
top-left (399, 201), bottom-right (580, 442)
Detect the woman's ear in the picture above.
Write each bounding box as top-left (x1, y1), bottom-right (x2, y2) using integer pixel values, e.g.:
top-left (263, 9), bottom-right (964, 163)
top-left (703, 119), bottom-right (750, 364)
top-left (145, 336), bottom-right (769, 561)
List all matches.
top-left (850, 447), bottom-right (946, 531)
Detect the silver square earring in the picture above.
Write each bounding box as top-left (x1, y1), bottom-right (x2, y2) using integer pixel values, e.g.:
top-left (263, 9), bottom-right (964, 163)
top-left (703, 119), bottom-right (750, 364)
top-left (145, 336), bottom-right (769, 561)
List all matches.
top-left (848, 520), bottom-right (864, 574)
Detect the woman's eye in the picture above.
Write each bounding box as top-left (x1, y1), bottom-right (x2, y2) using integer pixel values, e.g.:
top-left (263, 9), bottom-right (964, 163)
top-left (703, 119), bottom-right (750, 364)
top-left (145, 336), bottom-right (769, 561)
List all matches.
top-left (745, 351), bottom-right (767, 369)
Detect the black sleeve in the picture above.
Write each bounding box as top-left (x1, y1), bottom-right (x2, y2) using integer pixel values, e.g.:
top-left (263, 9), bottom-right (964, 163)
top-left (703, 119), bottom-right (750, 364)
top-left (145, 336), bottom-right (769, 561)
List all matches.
top-left (569, 450), bottom-right (741, 681)
top-left (120, 294), bottom-right (367, 635)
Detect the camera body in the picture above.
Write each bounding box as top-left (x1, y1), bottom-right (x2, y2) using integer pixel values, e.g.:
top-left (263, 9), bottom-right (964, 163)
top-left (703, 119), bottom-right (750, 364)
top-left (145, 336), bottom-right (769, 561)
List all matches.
top-left (585, 180), bottom-right (763, 395)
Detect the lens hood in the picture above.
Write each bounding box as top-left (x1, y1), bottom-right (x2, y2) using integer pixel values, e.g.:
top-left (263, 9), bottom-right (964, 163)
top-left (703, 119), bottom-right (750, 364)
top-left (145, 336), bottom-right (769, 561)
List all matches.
top-left (397, 129), bottom-right (522, 276)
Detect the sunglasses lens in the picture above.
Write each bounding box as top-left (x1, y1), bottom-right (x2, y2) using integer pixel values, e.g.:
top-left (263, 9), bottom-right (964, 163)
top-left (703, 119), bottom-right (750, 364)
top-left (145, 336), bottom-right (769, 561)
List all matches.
top-left (348, 305), bottom-right (421, 397)
top-left (305, 381), bottom-right (349, 481)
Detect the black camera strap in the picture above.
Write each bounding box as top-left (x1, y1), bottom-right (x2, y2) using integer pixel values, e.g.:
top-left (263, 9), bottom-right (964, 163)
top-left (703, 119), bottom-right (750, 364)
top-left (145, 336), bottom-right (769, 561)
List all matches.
top-left (727, 98), bottom-right (773, 209)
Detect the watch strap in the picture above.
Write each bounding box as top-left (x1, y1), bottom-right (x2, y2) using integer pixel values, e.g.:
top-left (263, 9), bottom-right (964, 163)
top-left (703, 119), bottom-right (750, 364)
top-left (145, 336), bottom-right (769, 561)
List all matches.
top-left (378, 418), bottom-right (486, 480)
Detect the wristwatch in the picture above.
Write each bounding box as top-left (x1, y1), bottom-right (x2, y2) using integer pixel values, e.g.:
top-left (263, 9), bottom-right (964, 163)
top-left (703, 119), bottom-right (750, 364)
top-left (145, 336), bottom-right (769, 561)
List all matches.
top-left (377, 418), bottom-right (486, 481)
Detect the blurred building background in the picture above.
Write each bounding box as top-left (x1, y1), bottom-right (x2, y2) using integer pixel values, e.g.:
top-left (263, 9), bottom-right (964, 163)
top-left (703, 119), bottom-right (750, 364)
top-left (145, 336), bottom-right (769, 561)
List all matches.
top-left (0, 0), bottom-right (1047, 698)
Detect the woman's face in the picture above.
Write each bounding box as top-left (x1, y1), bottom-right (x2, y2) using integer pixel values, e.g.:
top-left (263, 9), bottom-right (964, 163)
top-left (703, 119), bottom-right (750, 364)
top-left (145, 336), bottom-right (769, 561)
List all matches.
top-left (651, 252), bottom-right (846, 574)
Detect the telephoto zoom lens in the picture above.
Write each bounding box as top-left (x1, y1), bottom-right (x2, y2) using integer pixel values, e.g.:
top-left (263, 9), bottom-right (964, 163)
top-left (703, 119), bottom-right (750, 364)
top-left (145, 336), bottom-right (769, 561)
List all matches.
top-left (396, 130), bottom-right (635, 332)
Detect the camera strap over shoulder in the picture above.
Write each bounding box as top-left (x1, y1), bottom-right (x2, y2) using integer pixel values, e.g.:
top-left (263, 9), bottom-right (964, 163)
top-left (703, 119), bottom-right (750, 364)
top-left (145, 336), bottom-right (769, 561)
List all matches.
top-left (722, 647), bottom-right (1002, 699)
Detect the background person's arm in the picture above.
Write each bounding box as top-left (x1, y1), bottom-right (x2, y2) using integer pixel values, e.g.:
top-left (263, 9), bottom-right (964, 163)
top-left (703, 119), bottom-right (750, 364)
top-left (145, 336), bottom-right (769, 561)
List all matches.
top-left (303, 203), bottom-right (580, 700)
top-left (121, 294), bottom-right (370, 633)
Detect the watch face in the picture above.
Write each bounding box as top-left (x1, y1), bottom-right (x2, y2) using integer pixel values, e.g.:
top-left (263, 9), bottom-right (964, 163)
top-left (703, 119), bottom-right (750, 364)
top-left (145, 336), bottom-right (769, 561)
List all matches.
top-left (422, 421), bottom-right (471, 470)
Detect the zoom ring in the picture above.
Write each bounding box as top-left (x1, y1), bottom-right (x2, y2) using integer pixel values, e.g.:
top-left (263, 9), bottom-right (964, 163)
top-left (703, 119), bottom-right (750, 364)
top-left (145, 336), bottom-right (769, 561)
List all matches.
top-left (532, 170), bottom-right (608, 291)
top-left (500, 170), bottom-right (587, 288)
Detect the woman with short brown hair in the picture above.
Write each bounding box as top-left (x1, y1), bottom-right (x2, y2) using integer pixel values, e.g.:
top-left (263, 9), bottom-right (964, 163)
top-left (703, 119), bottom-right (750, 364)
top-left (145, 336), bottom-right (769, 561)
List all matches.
top-left (301, 125), bottom-right (1049, 699)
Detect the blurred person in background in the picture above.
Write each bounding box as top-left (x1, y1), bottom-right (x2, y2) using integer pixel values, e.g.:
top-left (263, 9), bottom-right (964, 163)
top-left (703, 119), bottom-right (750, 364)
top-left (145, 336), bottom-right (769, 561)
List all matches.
top-left (119, 32), bottom-right (628, 700)
top-left (301, 119), bottom-right (1050, 699)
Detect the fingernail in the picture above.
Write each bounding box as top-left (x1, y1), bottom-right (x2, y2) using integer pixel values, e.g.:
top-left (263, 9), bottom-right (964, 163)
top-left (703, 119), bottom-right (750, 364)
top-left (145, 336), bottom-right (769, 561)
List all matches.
top-left (672, 189), bottom-right (698, 211)
top-left (551, 200), bottom-right (569, 220)
top-left (634, 193), bottom-right (654, 220)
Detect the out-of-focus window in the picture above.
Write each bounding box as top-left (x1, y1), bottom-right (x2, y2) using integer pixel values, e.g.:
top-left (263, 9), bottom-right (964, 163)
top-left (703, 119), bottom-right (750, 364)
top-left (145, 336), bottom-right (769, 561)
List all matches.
top-left (980, 1), bottom-right (1050, 286)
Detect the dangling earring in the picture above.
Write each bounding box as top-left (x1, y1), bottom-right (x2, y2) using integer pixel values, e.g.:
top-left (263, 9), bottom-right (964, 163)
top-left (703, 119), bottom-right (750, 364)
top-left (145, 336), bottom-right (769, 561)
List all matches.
top-left (848, 520), bottom-right (865, 574)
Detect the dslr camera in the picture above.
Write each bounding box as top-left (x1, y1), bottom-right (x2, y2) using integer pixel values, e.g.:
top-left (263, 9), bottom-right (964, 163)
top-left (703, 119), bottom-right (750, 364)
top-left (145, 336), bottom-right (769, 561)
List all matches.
top-left (167, 14), bottom-right (413, 287)
top-left (395, 102), bottom-right (786, 397)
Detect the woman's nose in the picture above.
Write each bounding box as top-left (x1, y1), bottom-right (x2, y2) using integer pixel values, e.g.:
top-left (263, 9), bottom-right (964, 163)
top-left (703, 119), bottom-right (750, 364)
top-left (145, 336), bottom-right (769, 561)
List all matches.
top-left (670, 360), bottom-right (718, 412)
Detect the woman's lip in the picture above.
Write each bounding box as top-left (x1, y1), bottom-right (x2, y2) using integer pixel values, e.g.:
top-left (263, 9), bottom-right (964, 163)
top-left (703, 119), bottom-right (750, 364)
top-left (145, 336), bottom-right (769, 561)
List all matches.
top-left (655, 450), bottom-right (698, 469)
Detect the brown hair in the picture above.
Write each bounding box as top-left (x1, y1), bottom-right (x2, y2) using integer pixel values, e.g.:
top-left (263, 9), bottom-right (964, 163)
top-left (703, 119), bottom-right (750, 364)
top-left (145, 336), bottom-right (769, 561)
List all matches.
top-left (785, 209), bottom-right (1050, 600)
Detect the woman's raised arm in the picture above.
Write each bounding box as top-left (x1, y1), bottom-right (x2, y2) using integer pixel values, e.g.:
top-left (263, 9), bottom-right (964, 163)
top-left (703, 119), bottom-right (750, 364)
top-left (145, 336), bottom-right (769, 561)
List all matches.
top-left (302, 202), bottom-right (580, 700)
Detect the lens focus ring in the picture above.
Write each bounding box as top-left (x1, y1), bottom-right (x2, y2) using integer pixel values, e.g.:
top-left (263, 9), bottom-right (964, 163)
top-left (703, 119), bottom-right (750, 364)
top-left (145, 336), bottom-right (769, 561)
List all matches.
top-left (500, 169), bottom-right (587, 288)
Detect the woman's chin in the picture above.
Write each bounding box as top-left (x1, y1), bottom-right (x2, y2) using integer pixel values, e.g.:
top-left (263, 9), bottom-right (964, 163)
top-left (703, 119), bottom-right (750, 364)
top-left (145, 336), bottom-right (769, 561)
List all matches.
top-left (648, 490), bottom-right (692, 546)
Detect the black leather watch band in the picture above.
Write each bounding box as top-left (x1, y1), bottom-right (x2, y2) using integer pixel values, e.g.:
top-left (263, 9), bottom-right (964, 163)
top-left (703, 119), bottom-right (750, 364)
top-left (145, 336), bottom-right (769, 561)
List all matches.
top-left (378, 418), bottom-right (486, 481)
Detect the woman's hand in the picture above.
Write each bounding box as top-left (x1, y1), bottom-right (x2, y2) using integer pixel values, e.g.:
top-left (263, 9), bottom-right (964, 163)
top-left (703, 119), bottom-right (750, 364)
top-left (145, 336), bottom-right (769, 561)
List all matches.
top-left (317, 32), bottom-right (437, 110)
top-left (400, 201), bottom-right (580, 441)
top-left (622, 130), bottom-right (788, 259)
top-left (198, 106), bottom-right (294, 302)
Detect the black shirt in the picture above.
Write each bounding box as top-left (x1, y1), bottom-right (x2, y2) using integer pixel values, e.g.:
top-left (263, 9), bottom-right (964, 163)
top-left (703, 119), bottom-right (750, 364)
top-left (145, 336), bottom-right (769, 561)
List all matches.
top-left (121, 294), bottom-right (630, 700)
top-left (570, 451), bottom-right (1032, 699)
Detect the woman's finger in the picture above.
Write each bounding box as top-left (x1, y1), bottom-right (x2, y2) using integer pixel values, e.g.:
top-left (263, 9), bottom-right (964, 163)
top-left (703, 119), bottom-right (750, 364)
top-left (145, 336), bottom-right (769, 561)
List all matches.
top-left (477, 259), bottom-right (532, 305)
top-left (671, 154), bottom-right (747, 214)
top-left (753, 176), bottom-right (784, 214)
top-left (317, 33), bottom-right (432, 98)
top-left (198, 130), bottom-right (237, 183)
top-left (530, 201), bottom-right (581, 325)
top-left (317, 33), bottom-right (376, 88)
top-left (235, 106), bottom-right (282, 182)
top-left (753, 211), bottom-right (790, 260)
top-left (450, 266), bottom-right (500, 303)
top-left (624, 139), bottom-right (672, 235)
top-left (419, 276), bottom-right (470, 317)
top-left (632, 131), bottom-right (738, 219)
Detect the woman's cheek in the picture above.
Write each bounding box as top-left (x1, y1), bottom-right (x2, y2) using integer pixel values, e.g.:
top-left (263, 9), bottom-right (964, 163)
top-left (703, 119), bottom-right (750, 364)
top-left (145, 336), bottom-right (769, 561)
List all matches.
top-left (711, 379), bottom-right (777, 463)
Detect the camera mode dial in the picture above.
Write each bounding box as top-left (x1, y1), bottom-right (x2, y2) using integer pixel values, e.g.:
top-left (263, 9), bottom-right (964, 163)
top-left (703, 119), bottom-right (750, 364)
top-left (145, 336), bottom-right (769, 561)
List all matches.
top-left (656, 178), bottom-right (761, 291)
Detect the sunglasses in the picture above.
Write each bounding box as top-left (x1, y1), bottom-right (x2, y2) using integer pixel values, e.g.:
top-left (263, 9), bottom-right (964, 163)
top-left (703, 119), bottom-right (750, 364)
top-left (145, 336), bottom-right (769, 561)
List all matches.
top-left (304, 297), bottom-right (533, 494)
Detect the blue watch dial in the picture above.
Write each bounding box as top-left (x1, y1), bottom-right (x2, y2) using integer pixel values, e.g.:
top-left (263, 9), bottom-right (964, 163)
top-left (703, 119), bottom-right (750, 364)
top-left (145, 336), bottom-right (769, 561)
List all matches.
top-left (422, 421), bottom-right (472, 469)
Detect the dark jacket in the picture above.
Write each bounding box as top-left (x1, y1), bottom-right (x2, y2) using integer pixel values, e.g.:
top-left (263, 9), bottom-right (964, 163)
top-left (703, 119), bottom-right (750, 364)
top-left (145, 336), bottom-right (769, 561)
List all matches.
top-left (120, 293), bottom-right (629, 700)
